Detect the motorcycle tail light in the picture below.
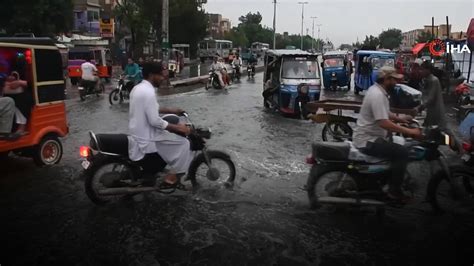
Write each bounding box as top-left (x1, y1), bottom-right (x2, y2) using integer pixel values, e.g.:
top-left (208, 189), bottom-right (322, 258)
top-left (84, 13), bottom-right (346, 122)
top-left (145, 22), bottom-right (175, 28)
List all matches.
top-left (306, 154), bottom-right (315, 164)
top-left (462, 142), bottom-right (472, 152)
top-left (80, 146), bottom-right (90, 158)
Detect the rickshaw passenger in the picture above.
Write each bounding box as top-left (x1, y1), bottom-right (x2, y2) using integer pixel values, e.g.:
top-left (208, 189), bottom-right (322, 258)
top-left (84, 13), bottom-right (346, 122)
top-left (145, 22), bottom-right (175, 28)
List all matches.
top-left (3, 72), bottom-right (29, 133)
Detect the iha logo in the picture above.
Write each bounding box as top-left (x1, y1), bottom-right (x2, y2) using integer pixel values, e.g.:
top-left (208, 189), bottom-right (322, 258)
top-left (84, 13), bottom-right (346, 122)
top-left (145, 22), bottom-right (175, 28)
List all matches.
top-left (429, 39), bottom-right (471, 55)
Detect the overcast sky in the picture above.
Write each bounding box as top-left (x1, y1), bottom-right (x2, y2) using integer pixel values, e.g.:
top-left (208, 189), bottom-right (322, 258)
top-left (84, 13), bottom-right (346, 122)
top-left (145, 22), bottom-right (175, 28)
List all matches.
top-left (203, 0), bottom-right (473, 47)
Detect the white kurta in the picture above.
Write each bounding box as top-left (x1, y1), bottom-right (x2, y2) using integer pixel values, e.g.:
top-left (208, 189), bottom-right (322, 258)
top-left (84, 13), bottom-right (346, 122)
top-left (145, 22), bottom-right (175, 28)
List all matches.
top-left (128, 80), bottom-right (194, 174)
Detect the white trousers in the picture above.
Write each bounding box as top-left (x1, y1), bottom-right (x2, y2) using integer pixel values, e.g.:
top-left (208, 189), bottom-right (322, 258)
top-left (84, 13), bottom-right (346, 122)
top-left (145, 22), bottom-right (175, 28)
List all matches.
top-left (14, 107), bottom-right (26, 125)
top-left (155, 136), bottom-right (195, 174)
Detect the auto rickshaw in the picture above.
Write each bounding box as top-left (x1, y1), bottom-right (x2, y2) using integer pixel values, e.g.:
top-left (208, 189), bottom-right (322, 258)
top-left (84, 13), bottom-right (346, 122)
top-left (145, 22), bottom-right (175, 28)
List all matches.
top-left (0, 37), bottom-right (68, 166)
top-left (67, 46), bottom-right (112, 85)
top-left (321, 51), bottom-right (352, 90)
top-left (353, 50), bottom-right (395, 94)
top-left (263, 49), bottom-right (321, 118)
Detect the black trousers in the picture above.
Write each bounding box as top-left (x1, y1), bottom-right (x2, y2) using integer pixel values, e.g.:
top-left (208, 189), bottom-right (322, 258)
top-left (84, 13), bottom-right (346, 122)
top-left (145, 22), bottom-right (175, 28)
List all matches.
top-left (361, 138), bottom-right (409, 194)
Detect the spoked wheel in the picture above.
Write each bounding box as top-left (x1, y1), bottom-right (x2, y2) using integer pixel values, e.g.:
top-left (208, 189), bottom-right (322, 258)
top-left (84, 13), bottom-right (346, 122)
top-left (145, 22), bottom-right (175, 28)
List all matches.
top-left (187, 150), bottom-right (236, 191)
top-left (322, 121), bottom-right (353, 142)
top-left (84, 158), bottom-right (135, 205)
top-left (109, 89), bottom-right (122, 105)
top-left (427, 169), bottom-right (474, 214)
top-left (307, 171), bottom-right (357, 209)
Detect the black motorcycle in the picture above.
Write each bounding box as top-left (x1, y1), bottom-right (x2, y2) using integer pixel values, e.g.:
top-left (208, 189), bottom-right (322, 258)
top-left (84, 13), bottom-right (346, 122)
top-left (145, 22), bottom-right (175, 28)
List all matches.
top-left (80, 113), bottom-right (236, 205)
top-left (305, 126), bottom-right (456, 215)
top-left (247, 64), bottom-right (256, 79)
top-left (79, 78), bottom-right (105, 101)
top-left (109, 75), bottom-right (134, 105)
top-left (232, 64), bottom-right (241, 82)
top-left (427, 125), bottom-right (474, 213)
top-left (205, 70), bottom-right (223, 90)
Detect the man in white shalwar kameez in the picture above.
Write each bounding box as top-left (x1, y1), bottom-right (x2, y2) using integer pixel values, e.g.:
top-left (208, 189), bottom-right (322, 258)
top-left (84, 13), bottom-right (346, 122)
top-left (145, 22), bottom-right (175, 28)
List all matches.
top-left (128, 62), bottom-right (193, 188)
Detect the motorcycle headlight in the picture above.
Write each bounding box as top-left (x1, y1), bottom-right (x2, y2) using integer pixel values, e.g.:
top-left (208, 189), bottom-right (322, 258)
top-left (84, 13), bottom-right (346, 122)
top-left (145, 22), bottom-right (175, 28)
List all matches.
top-left (331, 72), bottom-right (336, 77)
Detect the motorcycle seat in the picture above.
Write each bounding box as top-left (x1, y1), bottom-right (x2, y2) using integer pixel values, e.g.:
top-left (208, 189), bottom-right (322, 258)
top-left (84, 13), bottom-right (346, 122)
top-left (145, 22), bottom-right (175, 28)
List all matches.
top-left (93, 134), bottom-right (129, 156)
top-left (313, 142), bottom-right (350, 160)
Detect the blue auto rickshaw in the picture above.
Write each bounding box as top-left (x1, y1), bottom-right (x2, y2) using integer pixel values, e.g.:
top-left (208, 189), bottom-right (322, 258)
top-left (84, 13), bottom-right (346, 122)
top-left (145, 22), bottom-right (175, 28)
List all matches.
top-left (321, 51), bottom-right (351, 90)
top-left (354, 50), bottom-right (396, 94)
top-left (262, 49), bottom-right (321, 118)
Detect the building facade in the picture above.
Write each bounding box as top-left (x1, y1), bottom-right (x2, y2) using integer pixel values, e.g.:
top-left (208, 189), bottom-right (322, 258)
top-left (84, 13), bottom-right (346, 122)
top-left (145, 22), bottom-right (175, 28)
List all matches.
top-left (73, 0), bottom-right (102, 36)
top-left (207, 13), bottom-right (231, 38)
top-left (402, 29), bottom-right (424, 47)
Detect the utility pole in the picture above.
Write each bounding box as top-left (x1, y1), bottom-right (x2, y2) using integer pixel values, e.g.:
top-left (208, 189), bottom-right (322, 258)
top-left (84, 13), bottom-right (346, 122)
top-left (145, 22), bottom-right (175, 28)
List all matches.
top-left (162, 0), bottom-right (169, 64)
top-left (298, 2), bottom-right (308, 50)
top-left (273, 0), bottom-right (277, 49)
top-left (310, 16), bottom-right (317, 51)
top-left (316, 24), bottom-right (322, 53)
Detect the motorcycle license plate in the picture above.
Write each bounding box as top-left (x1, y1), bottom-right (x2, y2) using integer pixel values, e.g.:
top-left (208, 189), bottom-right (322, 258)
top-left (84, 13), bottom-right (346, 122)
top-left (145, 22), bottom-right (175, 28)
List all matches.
top-left (462, 154), bottom-right (471, 162)
top-left (81, 160), bottom-right (91, 170)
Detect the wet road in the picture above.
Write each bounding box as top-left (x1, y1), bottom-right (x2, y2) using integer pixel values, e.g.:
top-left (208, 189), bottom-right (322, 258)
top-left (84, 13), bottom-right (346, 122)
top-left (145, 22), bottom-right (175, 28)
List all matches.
top-left (1, 73), bottom-right (474, 266)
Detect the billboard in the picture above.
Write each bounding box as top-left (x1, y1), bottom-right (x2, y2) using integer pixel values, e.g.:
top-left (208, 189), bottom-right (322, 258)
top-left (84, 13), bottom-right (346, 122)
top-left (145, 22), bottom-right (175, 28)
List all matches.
top-left (100, 18), bottom-right (114, 38)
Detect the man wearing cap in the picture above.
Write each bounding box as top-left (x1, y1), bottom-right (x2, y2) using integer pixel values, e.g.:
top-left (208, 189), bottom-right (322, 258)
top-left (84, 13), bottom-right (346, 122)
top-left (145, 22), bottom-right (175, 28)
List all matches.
top-left (353, 66), bottom-right (422, 202)
top-left (128, 62), bottom-right (192, 188)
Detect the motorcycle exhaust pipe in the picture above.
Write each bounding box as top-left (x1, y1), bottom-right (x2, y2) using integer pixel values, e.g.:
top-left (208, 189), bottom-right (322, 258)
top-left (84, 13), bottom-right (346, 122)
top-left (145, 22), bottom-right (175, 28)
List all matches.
top-left (98, 187), bottom-right (157, 196)
top-left (317, 196), bottom-right (385, 206)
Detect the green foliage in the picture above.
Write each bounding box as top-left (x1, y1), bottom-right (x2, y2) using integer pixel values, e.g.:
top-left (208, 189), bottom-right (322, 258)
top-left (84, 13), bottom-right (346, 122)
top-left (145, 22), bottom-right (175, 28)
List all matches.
top-left (362, 35), bottom-right (380, 49)
top-left (417, 31), bottom-right (433, 43)
top-left (0, 0), bottom-right (74, 36)
top-left (339, 44), bottom-right (353, 50)
top-left (225, 27), bottom-right (249, 47)
top-left (378, 28), bottom-right (402, 50)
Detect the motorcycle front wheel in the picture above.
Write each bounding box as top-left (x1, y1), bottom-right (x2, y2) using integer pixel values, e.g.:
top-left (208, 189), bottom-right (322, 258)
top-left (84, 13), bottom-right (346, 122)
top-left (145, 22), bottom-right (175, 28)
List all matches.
top-left (187, 150), bottom-right (236, 190)
top-left (427, 168), bottom-right (474, 214)
top-left (109, 89), bottom-right (122, 105)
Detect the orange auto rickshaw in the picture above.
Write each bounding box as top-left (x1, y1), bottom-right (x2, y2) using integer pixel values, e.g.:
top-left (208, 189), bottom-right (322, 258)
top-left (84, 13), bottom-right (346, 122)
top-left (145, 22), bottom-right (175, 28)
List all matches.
top-left (0, 37), bottom-right (68, 166)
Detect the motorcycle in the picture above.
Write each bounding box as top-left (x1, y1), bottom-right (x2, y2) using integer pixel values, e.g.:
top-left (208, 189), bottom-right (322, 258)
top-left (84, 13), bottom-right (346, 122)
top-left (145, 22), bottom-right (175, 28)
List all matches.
top-left (80, 113), bottom-right (236, 205)
top-left (453, 82), bottom-right (474, 121)
top-left (231, 64), bottom-right (241, 82)
top-left (247, 64), bottom-right (256, 79)
top-left (426, 125), bottom-right (474, 213)
top-left (205, 70), bottom-right (224, 90)
top-left (305, 125), bottom-right (457, 215)
top-left (78, 78), bottom-right (105, 101)
top-left (109, 75), bottom-right (135, 105)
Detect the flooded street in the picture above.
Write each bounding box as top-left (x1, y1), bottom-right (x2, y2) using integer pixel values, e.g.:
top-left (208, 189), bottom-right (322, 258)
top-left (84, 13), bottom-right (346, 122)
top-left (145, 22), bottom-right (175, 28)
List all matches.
top-left (1, 73), bottom-right (474, 266)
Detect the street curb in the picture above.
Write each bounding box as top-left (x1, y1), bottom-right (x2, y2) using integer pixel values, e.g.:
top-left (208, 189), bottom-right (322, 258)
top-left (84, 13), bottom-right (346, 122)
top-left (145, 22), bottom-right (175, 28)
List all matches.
top-left (171, 65), bottom-right (265, 87)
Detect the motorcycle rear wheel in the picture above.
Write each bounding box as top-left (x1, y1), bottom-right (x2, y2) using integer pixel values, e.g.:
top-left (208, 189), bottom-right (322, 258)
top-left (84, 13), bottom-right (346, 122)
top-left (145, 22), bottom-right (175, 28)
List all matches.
top-left (307, 171), bottom-right (357, 209)
top-left (322, 122), bottom-right (353, 142)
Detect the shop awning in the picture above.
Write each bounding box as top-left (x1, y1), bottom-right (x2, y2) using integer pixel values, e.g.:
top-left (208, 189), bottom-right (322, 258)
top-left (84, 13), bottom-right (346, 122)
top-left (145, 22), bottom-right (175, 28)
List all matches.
top-left (467, 18), bottom-right (474, 48)
top-left (412, 43), bottom-right (426, 55)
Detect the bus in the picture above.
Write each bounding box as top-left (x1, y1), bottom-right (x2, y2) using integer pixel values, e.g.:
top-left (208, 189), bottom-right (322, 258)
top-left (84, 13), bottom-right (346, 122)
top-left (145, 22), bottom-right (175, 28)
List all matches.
top-left (251, 42), bottom-right (270, 58)
top-left (198, 38), bottom-right (233, 62)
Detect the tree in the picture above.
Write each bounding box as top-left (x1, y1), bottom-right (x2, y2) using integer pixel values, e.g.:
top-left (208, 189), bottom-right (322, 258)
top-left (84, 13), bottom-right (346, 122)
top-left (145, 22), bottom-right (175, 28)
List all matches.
top-left (379, 28), bottom-right (402, 50)
top-left (224, 28), bottom-right (248, 47)
top-left (417, 31), bottom-right (433, 43)
top-left (0, 0), bottom-right (73, 36)
top-left (339, 44), bottom-right (353, 50)
top-left (352, 41), bottom-right (362, 49)
top-left (362, 35), bottom-right (380, 50)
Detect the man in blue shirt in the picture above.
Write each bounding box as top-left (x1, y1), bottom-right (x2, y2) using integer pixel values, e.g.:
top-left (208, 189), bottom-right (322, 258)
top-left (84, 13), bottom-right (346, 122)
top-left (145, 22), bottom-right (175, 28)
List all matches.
top-left (123, 58), bottom-right (142, 85)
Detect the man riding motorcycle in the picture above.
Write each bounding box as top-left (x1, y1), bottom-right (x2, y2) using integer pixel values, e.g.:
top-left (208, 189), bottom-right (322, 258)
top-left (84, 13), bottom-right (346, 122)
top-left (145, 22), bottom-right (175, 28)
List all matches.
top-left (123, 58), bottom-right (143, 92)
top-left (352, 66), bottom-right (422, 202)
top-left (128, 61), bottom-right (192, 188)
top-left (210, 57), bottom-right (226, 88)
top-left (232, 54), bottom-right (243, 77)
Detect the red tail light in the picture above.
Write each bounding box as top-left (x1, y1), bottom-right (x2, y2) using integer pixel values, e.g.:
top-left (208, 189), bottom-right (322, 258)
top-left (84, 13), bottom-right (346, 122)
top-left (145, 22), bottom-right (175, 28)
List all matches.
top-left (80, 146), bottom-right (90, 158)
top-left (462, 142), bottom-right (472, 152)
top-left (306, 154), bottom-right (315, 164)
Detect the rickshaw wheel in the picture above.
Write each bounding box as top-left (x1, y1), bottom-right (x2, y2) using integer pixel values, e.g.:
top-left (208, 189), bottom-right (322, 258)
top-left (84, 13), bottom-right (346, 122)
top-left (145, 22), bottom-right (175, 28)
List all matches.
top-left (33, 135), bottom-right (63, 167)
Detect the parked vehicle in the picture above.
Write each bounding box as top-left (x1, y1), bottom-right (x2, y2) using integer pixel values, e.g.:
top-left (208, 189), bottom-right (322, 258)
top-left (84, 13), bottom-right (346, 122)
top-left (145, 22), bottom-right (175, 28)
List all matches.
top-left (172, 44), bottom-right (190, 65)
top-left (109, 75), bottom-right (134, 105)
top-left (305, 125), bottom-right (456, 215)
top-left (251, 42), bottom-right (269, 58)
top-left (198, 38), bottom-right (232, 63)
top-left (321, 51), bottom-right (352, 90)
top-left (353, 50), bottom-right (396, 94)
top-left (263, 49), bottom-right (321, 118)
top-left (80, 113), bottom-right (236, 205)
top-left (68, 46), bottom-right (112, 85)
top-left (0, 37), bottom-right (68, 166)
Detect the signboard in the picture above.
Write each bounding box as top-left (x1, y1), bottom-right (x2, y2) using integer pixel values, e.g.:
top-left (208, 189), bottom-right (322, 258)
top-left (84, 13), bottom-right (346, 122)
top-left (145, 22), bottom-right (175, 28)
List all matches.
top-left (100, 18), bottom-right (114, 38)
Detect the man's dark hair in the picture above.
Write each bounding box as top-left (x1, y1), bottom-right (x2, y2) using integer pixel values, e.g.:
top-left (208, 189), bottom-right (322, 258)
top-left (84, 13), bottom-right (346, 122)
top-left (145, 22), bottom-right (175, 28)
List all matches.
top-left (142, 62), bottom-right (163, 79)
top-left (420, 61), bottom-right (433, 72)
